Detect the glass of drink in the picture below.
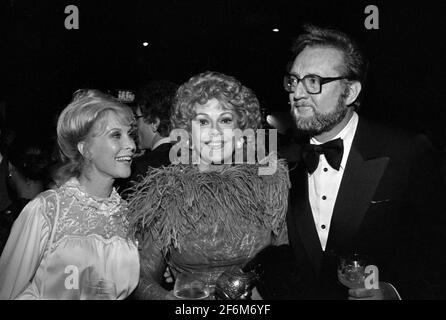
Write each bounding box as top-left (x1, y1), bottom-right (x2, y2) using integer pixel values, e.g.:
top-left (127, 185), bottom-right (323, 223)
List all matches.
top-left (79, 267), bottom-right (117, 300)
top-left (337, 254), bottom-right (368, 289)
top-left (173, 272), bottom-right (210, 300)
top-left (80, 278), bottom-right (117, 300)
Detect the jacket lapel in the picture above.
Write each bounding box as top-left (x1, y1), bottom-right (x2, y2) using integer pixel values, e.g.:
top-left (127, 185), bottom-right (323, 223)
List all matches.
top-left (289, 162), bottom-right (324, 273)
top-left (289, 119), bottom-right (390, 274)
top-left (325, 120), bottom-right (389, 254)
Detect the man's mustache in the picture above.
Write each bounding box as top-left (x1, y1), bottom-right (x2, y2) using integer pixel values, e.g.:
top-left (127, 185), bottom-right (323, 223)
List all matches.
top-left (292, 102), bottom-right (314, 110)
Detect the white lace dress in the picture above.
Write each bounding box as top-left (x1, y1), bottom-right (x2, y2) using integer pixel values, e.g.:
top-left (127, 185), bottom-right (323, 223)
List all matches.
top-left (0, 178), bottom-right (140, 300)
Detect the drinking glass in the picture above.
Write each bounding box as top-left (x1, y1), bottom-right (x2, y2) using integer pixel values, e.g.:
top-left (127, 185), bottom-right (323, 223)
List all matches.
top-left (173, 272), bottom-right (210, 300)
top-left (80, 278), bottom-right (117, 300)
top-left (79, 268), bottom-right (117, 300)
top-left (337, 254), bottom-right (369, 289)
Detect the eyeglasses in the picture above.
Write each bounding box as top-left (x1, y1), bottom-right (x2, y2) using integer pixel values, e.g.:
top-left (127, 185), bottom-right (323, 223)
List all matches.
top-left (283, 74), bottom-right (348, 94)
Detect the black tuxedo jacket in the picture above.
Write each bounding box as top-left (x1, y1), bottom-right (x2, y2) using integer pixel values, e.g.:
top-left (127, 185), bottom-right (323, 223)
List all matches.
top-left (115, 142), bottom-right (173, 198)
top-left (131, 142), bottom-right (173, 181)
top-left (281, 119), bottom-right (446, 299)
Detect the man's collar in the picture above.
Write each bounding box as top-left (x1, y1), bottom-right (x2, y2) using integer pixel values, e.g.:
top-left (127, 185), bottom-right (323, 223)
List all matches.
top-left (310, 112), bottom-right (359, 171)
top-left (152, 137), bottom-right (171, 150)
top-left (310, 111), bottom-right (359, 145)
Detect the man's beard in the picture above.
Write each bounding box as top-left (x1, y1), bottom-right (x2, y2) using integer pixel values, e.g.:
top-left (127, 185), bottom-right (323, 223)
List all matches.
top-left (292, 90), bottom-right (350, 136)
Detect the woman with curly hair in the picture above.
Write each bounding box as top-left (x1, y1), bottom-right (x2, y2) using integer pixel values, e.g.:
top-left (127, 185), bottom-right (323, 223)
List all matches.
top-left (126, 71), bottom-right (290, 300)
top-left (0, 89), bottom-right (139, 299)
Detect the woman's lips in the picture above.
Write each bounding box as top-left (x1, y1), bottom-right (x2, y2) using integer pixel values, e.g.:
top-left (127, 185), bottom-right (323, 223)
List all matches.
top-left (207, 142), bottom-right (223, 149)
top-left (115, 155), bottom-right (133, 165)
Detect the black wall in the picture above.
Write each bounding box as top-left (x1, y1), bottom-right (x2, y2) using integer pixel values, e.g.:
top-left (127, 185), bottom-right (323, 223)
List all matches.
top-left (1, 0), bottom-right (445, 148)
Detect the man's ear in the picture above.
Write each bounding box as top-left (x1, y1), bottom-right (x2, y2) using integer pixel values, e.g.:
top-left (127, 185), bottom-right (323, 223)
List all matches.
top-left (345, 81), bottom-right (362, 106)
top-left (152, 117), bottom-right (161, 132)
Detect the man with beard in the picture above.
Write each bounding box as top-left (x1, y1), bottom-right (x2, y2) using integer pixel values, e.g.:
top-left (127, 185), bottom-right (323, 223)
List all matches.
top-left (271, 24), bottom-right (446, 300)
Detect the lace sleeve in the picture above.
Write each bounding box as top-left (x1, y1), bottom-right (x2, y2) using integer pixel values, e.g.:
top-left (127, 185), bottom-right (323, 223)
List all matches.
top-left (133, 235), bottom-right (170, 300)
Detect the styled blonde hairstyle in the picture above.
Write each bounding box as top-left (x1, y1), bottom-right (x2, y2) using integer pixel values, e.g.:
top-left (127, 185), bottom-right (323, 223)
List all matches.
top-left (56, 89), bottom-right (134, 184)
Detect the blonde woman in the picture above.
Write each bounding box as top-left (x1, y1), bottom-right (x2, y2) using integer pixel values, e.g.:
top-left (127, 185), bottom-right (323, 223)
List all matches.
top-left (0, 90), bottom-right (139, 299)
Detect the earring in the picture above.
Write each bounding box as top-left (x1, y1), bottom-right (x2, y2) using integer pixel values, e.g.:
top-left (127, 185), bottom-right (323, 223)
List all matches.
top-left (186, 140), bottom-right (194, 149)
top-left (236, 139), bottom-right (244, 149)
top-left (83, 150), bottom-right (93, 161)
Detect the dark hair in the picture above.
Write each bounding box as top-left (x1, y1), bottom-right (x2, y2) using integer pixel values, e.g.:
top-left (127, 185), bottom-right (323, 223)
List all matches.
top-left (290, 24), bottom-right (368, 108)
top-left (136, 81), bottom-right (179, 137)
top-left (171, 71), bottom-right (262, 132)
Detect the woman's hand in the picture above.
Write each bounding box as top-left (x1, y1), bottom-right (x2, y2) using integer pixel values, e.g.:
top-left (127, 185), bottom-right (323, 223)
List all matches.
top-left (164, 267), bottom-right (174, 284)
top-left (165, 291), bottom-right (178, 300)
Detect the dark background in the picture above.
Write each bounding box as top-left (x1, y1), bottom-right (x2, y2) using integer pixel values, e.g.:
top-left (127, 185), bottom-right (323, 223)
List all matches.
top-left (0, 0), bottom-right (445, 148)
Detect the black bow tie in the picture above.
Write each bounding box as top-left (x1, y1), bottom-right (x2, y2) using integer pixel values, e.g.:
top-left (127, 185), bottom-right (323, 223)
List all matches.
top-left (301, 138), bottom-right (344, 174)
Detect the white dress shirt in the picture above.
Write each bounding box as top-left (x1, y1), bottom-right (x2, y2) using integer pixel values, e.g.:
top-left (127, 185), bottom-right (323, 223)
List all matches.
top-left (308, 112), bottom-right (359, 251)
top-left (308, 113), bottom-right (402, 299)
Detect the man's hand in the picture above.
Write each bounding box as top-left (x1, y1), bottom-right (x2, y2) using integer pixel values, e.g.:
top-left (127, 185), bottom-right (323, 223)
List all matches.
top-left (348, 282), bottom-right (399, 300)
top-left (251, 287), bottom-right (263, 300)
top-left (165, 291), bottom-right (179, 300)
